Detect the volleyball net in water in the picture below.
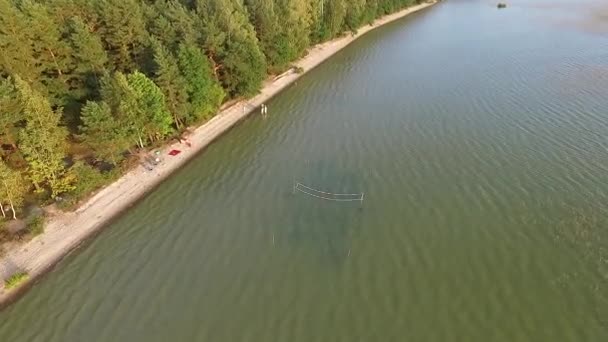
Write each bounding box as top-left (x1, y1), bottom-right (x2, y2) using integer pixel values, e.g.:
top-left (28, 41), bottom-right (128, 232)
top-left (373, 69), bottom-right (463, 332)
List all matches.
top-left (293, 182), bottom-right (364, 204)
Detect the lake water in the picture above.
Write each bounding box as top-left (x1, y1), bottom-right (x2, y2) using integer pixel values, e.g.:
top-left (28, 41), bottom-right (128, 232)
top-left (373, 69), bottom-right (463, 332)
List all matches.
top-left (1, 1), bottom-right (608, 341)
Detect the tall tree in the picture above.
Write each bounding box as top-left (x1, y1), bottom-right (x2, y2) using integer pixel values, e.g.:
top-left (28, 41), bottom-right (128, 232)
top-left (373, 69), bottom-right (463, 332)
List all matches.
top-left (19, 0), bottom-right (73, 104)
top-left (244, 0), bottom-right (282, 70)
top-left (162, 0), bottom-right (200, 46)
top-left (151, 39), bottom-right (190, 129)
top-left (197, 0), bottom-right (266, 97)
top-left (285, 2), bottom-right (312, 47)
top-left (96, 0), bottom-right (148, 72)
top-left (67, 17), bottom-right (108, 99)
top-left (345, 0), bottom-right (367, 31)
top-left (144, 0), bottom-right (199, 51)
top-left (0, 76), bottom-right (22, 150)
top-left (145, 11), bottom-right (179, 53)
top-left (0, 0), bottom-right (33, 82)
top-left (99, 71), bottom-right (144, 147)
top-left (361, 0), bottom-right (379, 24)
top-left (0, 160), bottom-right (26, 220)
top-left (79, 101), bottom-right (131, 164)
top-left (44, 0), bottom-right (98, 25)
top-left (101, 71), bottom-right (172, 148)
top-left (126, 71), bottom-right (173, 143)
top-left (14, 77), bottom-right (73, 198)
top-left (177, 43), bottom-right (225, 123)
top-left (324, 0), bottom-right (346, 39)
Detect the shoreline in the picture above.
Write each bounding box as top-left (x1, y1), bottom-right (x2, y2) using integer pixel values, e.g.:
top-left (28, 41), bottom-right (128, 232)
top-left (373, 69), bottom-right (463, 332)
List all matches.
top-left (0, 1), bottom-right (436, 306)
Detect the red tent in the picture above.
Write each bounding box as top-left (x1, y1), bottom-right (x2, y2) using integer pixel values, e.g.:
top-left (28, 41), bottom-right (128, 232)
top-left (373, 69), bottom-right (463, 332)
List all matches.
top-left (168, 149), bottom-right (181, 156)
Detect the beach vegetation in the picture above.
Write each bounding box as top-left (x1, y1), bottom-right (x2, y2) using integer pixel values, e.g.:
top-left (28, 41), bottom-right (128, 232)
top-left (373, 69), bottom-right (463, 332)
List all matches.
top-left (26, 215), bottom-right (44, 237)
top-left (3, 271), bottom-right (28, 290)
top-left (57, 162), bottom-right (120, 210)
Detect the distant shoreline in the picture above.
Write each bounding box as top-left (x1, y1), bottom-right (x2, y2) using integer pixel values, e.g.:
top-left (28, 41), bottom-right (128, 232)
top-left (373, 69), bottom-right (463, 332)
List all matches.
top-left (0, 1), bottom-right (437, 308)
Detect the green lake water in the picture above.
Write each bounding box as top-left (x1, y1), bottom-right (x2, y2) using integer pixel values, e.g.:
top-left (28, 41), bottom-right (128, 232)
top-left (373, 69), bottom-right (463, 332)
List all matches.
top-left (1, 0), bottom-right (608, 341)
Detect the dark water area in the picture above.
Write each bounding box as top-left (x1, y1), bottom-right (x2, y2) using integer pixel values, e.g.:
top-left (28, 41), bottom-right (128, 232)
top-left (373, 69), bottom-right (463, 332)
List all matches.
top-left (1, 1), bottom-right (608, 341)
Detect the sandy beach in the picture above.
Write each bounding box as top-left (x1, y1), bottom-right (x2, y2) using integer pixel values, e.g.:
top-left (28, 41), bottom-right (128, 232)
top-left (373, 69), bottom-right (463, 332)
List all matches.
top-left (0, 1), bottom-right (436, 305)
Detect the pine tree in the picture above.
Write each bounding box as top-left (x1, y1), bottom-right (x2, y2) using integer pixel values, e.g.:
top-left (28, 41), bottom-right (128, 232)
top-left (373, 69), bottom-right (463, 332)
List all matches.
top-left (0, 160), bottom-right (26, 220)
top-left (0, 76), bottom-right (22, 149)
top-left (362, 0), bottom-right (379, 24)
top-left (304, 1), bottom-right (321, 43)
top-left (101, 71), bottom-right (173, 148)
top-left (14, 76), bottom-right (73, 198)
top-left (325, 0), bottom-right (346, 39)
top-left (163, 0), bottom-right (199, 46)
top-left (144, 0), bottom-right (199, 52)
top-left (177, 44), bottom-right (225, 122)
top-left (67, 17), bottom-right (108, 99)
top-left (19, 0), bottom-right (73, 104)
top-left (96, 0), bottom-right (148, 72)
top-left (279, 0), bottom-right (312, 64)
top-left (151, 39), bottom-right (190, 129)
top-left (0, 0), bottom-right (37, 85)
top-left (44, 0), bottom-right (98, 25)
top-left (102, 71), bottom-right (145, 148)
top-left (99, 71), bottom-right (145, 148)
top-left (198, 9), bottom-right (226, 79)
top-left (79, 101), bottom-right (131, 164)
top-left (345, 0), bottom-right (367, 31)
top-left (244, 0), bottom-right (281, 70)
top-left (146, 14), bottom-right (179, 52)
top-left (125, 71), bottom-right (173, 144)
top-left (197, 0), bottom-right (266, 97)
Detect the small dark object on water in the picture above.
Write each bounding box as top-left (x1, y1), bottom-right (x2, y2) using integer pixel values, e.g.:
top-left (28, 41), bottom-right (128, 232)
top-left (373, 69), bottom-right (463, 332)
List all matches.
top-left (497, 3), bottom-right (507, 8)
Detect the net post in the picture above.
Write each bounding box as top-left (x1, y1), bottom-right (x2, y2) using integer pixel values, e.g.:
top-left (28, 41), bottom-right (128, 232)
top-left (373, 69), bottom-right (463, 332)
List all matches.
top-left (360, 193), bottom-right (365, 208)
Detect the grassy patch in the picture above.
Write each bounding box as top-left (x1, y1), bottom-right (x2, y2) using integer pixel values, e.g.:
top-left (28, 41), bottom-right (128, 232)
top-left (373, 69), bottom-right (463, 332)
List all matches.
top-left (4, 271), bottom-right (28, 290)
top-left (27, 216), bottom-right (44, 236)
top-left (57, 162), bottom-right (121, 211)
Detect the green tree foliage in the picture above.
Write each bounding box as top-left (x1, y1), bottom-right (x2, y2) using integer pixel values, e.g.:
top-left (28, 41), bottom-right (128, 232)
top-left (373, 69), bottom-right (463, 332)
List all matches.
top-left (19, 0), bottom-right (73, 104)
top-left (324, 0), bottom-right (346, 39)
top-left (151, 39), bottom-right (190, 128)
top-left (14, 77), bottom-right (73, 198)
top-left (245, 0), bottom-right (311, 72)
top-left (345, 0), bottom-right (367, 31)
top-left (99, 71), bottom-right (172, 148)
top-left (0, 76), bottom-right (22, 149)
top-left (244, 0), bottom-right (281, 69)
top-left (96, 0), bottom-right (148, 72)
top-left (177, 44), bottom-right (225, 123)
top-left (61, 161), bottom-right (118, 209)
top-left (79, 101), bottom-right (130, 164)
top-left (127, 71), bottom-right (173, 144)
top-left (197, 0), bottom-right (267, 97)
top-left (0, 160), bottom-right (26, 220)
top-left (0, 0), bottom-right (73, 105)
top-left (0, 0), bottom-right (33, 82)
top-left (145, 1), bottom-right (199, 51)
top-left (67, 17), bottom-right (108, 99)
